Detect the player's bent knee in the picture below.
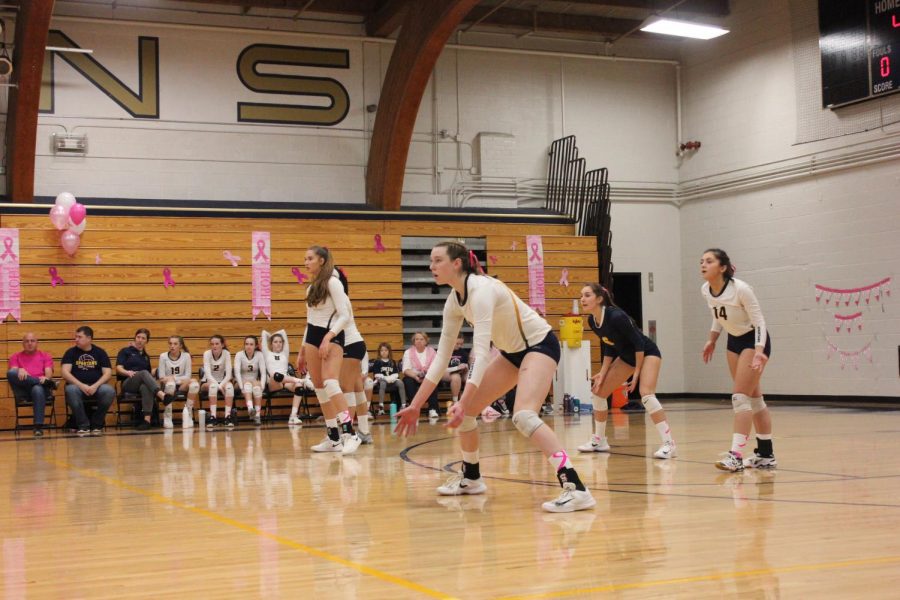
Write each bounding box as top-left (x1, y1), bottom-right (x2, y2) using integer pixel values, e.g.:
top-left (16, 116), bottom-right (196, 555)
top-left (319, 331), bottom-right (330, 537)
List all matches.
top-left (252, 386), bottom-right (263, 400)
top-left (223, 382), bottom-right (234, 397)
top-left (188, 380), bottom-right (200, 394)
top-left (641, 395), bottom-right (663, 414)
top-left (750, 396), bottom-right (766, 413)
top-left (315, 388), bottom-right (329, 404)
top-left (512, 410), bottom-right (544, 438)
top-left (459, 415), bottom-right (478, 433)
top-left (323, 378), bottom-right (342, 398)
top-left (732, 393), bottom-right (752, 413)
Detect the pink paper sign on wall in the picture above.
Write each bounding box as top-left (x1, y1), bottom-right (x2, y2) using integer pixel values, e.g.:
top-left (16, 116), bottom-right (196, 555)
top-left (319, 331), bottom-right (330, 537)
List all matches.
top-left (252, 231), bottom-right (272, 320)
top-left (0, 228), bottom-right (21, 323)
top-left (526, 234), bottom-right (546, 315)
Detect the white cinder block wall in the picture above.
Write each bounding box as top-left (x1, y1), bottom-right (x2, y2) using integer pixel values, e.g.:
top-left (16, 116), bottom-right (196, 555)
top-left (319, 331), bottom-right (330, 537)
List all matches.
top-left (678, 0), bottom-right (900, 397)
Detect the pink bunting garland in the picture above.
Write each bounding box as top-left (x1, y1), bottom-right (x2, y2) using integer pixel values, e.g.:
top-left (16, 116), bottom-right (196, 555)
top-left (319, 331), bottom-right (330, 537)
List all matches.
top-left (825, 340), bottom-right (873, 370)
top-left (833, 312), bottom-right (863, 333)
top-left (815, 278), bottom-right (891, 306)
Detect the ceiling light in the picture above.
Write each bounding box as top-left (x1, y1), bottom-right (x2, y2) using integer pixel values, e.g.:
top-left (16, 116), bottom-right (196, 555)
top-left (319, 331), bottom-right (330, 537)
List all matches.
top-left (640, 17), bottom-right (729, 40)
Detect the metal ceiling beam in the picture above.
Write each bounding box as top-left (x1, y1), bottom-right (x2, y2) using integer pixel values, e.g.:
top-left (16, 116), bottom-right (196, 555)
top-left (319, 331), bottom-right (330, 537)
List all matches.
top-left (461, 6), bottom-right (642, 37)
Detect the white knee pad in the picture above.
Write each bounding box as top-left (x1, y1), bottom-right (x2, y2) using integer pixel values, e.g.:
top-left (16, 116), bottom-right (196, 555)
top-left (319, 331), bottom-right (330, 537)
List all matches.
top-left (345, 390), bottom-right (357, 407)
top-left (512, 410), bottom-right (544, 438)
top-left (207, 381), bottom-right (219, 398)
top-left (314, 388), bottom-right (330, 405)
top-left (355, 391), bottom-right (368, 407)
top-left (750, 396), bottom-right (766, 413)
top-left (364, 378), bottom-right (374, 391)
top-left (732, 393), bottom-right (752, 413)
top-left (641, 395), bottom-right (663, 414)
top-left (242, 381), bottom-right (253, 396)
top-left (164, 382), bottom-right (176, 395)
top-left (223, 382), bottom-right (234, 397)
top-left (323, 378), bottom-right (342, 398)
top-left (252, 386), bottom-right (263, 401)
top-left (458, 415), bottom-right (478, 433)
top-left (188, 380), bottom-right (200, 394)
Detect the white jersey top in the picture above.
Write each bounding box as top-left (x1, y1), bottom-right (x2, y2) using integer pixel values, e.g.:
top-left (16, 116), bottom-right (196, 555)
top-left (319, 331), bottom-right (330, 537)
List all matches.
top-left (305, 272), bottom-right (351, 335)
top-left (702, 277), bottom-right (768, 347)
top-left (202, 349), bottom-right (232, 384)
top-left (262, 329), bottom-right (290, 377)
top-left (233, 350), bottom-right (266, 387)
top-left (426, 274), bottom-right (552, 387)
top-left (333, 270), bottom-right (363, 345)
top-left (158, 351), bottom-right (192, 385)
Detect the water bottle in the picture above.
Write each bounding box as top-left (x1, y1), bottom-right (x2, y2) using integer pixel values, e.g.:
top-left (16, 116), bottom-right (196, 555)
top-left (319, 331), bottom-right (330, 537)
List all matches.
top-left (198, 409), bottom-right (206, 429)
top-left (573, 397), bottom-right (581, 413)
top-left (563, 394), bottom-right (572, 414)
top-left (389, 403), bottom-right (397, 417)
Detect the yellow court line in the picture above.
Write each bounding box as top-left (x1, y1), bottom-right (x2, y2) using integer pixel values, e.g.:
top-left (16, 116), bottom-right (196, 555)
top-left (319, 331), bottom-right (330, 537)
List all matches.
top-left (46, 458), bottom-right (456, 600)
top-left (498, 554), bottom-right (900, 599)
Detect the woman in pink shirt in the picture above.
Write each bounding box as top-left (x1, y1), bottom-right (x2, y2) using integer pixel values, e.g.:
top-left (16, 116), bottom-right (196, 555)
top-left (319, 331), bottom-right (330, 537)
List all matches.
top-left (402, 331), bottom-right (440, 419)
top-left (7, 333), bottom-right (55, 437)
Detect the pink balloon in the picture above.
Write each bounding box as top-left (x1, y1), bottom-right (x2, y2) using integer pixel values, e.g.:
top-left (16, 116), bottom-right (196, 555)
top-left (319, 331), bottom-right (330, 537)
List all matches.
top-left (67, 217), bottom-right (87, 235)
top-left (69, 202), bottom-right (86, 225)
top-left (49, 205), bottom-right (70, 230)
top-left (60, 230), bottom-right (81, 256)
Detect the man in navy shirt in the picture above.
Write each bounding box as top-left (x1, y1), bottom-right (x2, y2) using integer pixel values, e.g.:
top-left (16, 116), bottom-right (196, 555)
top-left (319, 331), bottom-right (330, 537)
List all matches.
top-left (61, 326), bottom-right (115, 435)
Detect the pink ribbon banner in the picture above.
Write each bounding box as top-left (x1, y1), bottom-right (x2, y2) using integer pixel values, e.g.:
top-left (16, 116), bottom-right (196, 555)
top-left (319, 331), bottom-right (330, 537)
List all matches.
top-left (0, 228), bottom-right (21, 322)
top-left (252, 231), bottom-right (272, 320)
top-left (525, 234), bottom-right (546, 315)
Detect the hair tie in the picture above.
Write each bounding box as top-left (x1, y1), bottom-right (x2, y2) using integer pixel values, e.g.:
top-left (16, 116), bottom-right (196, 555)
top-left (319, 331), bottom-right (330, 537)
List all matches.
top-left (468, 251), bottom-right (484, 275)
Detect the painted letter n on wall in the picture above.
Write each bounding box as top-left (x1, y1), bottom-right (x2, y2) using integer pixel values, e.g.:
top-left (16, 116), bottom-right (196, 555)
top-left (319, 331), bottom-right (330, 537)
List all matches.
top-left (40, 31), bottom-right (160, 118)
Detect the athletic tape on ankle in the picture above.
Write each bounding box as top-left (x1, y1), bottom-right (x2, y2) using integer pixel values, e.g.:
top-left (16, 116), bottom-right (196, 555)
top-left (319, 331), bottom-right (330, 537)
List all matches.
top-left (458, 415), bottom-right (478, 433)
top-left (512, 410), bottom-right (543, 437)
top-left (323, 378), bottom-right (342, 398)
top-left (750, 396), bottom-right (766, 412)
top-left (732, 393), bottom-right (752, 413)
top-left (641, 394), bottom-right (663, 414)
top-left (315, 388), bottom-right (330, 404)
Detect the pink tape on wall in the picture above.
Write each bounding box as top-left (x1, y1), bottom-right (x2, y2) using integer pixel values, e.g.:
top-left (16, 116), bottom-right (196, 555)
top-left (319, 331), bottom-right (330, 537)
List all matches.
top-left (526, 234), bottom-right (546, 315)
top-left (0, 228), bottom-right (21, 322)
top-left (252, 231), bottom-right (272, 321)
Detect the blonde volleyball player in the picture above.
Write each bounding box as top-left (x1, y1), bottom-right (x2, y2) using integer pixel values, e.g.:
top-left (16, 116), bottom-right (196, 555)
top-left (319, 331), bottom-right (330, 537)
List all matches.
top-left (701, 248), bottom-right (776, 472)
top-left (395, 241), bottom-right (595, 513)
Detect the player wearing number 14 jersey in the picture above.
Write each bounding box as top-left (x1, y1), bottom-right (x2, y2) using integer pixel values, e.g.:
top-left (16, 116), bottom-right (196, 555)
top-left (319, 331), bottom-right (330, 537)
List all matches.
top-left (701, 248), bottom-right (776, 472)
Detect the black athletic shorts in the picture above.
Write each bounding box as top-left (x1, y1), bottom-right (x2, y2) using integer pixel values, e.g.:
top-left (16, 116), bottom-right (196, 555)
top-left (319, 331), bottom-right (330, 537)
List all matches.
top-left (618, 340), bottom-right (662, 367)
top-left (343, 340), bottom-right (367, 360)
top-left (726, 329), bottom-right (772, 358)
top-left (500, 331), bottom-right (561, 368)
top-left (304, 324), bottom-right (345, 349)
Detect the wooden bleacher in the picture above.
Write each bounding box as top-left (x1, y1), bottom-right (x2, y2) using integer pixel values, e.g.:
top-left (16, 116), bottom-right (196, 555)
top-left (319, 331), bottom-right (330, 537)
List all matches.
top-left (0, 208), bottom-right (600, 430)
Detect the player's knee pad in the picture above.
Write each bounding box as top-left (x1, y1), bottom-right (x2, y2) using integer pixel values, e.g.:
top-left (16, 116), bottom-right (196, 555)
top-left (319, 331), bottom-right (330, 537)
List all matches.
top-left (223, 382), bottom-right (234, 397)
top-left (750, 396), bottom-right (766, 413)
top-left (641, 394), bottom-right (663, 414)
top-left (355, 391), bottom-right (368, 407)
top-left (241, 381), bottom-right (253, 396)
top-left (252, 386), bottom-right (263, 400)
top-left (314, 388), bottom-right (330, 405)
top-left (164, 382), bottom-right (176, 395)
top-left (345, 390), bottom-right (357, 407)
top-left (323, 378), bottom-right (342, 398)
top-left (207, 381), bottom-right (219, 398)
top-left (364, 378), bottom-right (374, 391)
top-left (512, 410), bottom-right (544, 438)
top-left (188, 380), bottom-right (200, 394)
top-left (732, 393), bottom-right (752, 413)
top-left (273, 371), bottom-right (284, 383)
top-left (458, 415), bottom-right (478, 433)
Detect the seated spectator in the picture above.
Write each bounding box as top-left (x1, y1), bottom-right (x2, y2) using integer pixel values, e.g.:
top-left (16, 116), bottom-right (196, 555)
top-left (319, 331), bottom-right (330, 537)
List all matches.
top-left (402, 331), bottom-right (440, 419)
top-left (369, 342), bottom-right (406, 413)
top-left (7, 333), bottom-right (56, 437)
top-left (442, 334), bottom-right (470, 406)
top-left (61, 326), bottom-right (115, 436)
top-left (116, 328), bottom-right (171, 431)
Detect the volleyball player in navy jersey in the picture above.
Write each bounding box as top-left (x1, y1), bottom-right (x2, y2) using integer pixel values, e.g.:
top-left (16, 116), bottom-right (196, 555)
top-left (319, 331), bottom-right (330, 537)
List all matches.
top-left (701, 248), bottom-right (776, 472)
top-left (577, 283), bottom-right (677, 459)
top-left (395, 241), bottom-right (594, 513)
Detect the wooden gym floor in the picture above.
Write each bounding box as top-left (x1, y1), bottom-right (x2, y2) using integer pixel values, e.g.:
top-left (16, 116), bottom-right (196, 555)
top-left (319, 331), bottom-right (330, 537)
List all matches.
top-left (2, 400), bottom-right (899, 599)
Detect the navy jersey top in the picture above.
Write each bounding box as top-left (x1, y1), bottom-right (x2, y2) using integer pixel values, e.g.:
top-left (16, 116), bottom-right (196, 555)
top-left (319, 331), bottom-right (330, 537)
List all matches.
top-left (587, 307), bottom-right (659, 364)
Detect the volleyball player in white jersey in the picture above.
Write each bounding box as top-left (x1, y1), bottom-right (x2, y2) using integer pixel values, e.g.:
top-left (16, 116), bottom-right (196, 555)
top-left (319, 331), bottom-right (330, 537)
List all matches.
top-left (201, 334), bottom-right (234, 429)
top-left (335, 268), bottom-right (371, 447)
top-left (301, 246), bottom-right (357, 454)
top-left (577, 283), bottom-right (676, 459)
top-left (158, 335), bottom-right (200, 428)
top-left (395, 241), bottom-right (595, 513)
top-left (701, 248), bottom-right (776, 472)
top-left (261, 329), bottom-right (303, 425)
top-left (234, 335), bottom-right (267, 426)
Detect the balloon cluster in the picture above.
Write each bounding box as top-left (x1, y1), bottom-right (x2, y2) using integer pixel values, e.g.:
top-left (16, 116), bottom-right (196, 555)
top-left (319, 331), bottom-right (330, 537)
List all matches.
top-left (49, 192), bottom-right (87, 256)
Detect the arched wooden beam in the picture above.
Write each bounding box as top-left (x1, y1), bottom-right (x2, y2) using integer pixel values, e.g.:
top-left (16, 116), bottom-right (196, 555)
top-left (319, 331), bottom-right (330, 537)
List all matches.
top-left (365, 0), bottom-right (480, 210)
top-left (5, 0), bottom-right (55, 203)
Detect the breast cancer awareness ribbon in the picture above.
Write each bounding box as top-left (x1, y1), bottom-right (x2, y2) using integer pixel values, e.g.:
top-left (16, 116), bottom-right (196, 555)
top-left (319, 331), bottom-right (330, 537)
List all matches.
top-left (1, 237), bottom-right (17, 261)
top-left (510, 241), bottom-right (518, 251)
top-left (291, 267), bottom-right (308, 284)
top-left (529, 243), bottom-right (541, 263)
top-left (162, 268), bottom-right (175, 288)
top-left (95, 254), bottom-right (102, 265)
top-left (559, 268), bottom-right (569, 287)
top-left (254, 239), bottom-right (269, 262)
top-left (489, 255), bottom-right (498, 265)
top-left (48, 267), bottom-right (64, 287)
top-left (373, 234), bottom-right (386, 253)
top-left (223, 250), bottom-right (242, 267)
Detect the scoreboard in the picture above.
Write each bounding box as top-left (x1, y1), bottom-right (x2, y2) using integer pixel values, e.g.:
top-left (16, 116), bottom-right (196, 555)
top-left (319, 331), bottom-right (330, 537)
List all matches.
top-left (819, 0), bottom-right (900, 108)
